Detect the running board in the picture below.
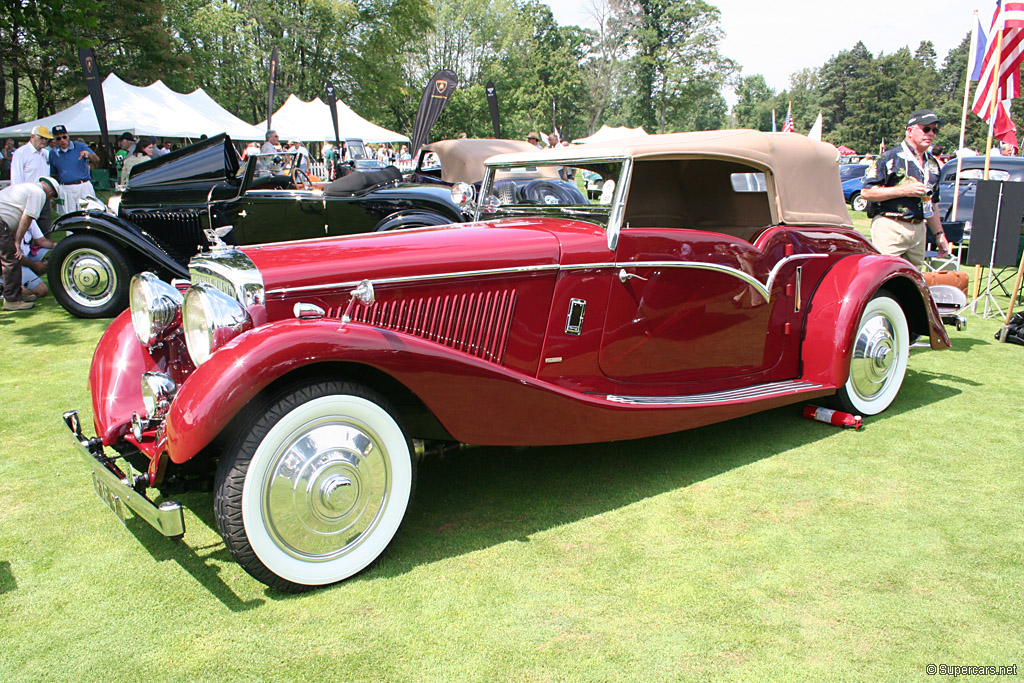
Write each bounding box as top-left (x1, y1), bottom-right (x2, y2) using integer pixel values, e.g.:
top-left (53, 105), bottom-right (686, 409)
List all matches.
top-left (605, 380), bottom-right (827, 406)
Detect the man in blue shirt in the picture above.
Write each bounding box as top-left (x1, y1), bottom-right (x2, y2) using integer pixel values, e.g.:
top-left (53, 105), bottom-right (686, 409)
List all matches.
top-left (49, 124), bottom-right (99, 217)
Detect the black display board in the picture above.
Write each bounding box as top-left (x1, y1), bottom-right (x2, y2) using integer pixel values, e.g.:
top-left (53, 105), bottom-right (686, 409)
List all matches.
top-left (968, 180), bottom-right (1024, 267)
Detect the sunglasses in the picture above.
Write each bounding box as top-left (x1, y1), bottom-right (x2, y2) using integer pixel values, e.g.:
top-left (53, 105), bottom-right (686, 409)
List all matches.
top-left (919, 125), bottom-right (939, 134)
top-left (55, 135), bottom-right (69, 140)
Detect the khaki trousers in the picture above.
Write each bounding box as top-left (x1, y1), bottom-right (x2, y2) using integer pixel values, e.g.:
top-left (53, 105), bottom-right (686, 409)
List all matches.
top-left (870, 215), bottom-right (926, 267)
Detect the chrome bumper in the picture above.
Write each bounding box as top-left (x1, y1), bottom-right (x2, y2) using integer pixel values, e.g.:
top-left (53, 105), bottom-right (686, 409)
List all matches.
top-left (63, 410), bottom-right (185, 538)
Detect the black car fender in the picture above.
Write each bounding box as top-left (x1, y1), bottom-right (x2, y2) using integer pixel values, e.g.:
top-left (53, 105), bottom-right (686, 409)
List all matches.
top-left (52, 210), bottom-right (190, 279)
top-left (372, 209), bottom-right (460, 232)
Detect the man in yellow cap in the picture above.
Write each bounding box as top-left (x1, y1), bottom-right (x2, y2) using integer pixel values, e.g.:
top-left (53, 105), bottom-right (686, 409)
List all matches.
top-left (10, 125), bottom-right (54, 233)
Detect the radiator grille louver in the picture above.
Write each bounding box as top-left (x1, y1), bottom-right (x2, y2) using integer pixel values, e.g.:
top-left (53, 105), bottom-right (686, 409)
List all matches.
top-left (125, 209), bottom-right (209, 261)
top-left (332, 289), bottom-right (517, 363)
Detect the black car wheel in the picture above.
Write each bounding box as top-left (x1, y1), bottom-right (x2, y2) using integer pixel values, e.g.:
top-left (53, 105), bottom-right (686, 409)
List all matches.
top-left (851, 192), bottom-right (868, 212)
top-left (47, 233), bottom-right (131, 318)
top-left (214, 380), bottom-right (414, 592)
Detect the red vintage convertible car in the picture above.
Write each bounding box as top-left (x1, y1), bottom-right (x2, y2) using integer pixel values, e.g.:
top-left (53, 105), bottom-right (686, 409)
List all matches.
top-left (64, 130), bottom-right (949, 591)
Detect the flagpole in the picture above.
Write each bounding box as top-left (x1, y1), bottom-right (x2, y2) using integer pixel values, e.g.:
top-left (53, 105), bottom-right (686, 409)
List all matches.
top-left (951, 10), bottom-right (978, 226)
top-left (975, 12), bottom-right (1005, 305)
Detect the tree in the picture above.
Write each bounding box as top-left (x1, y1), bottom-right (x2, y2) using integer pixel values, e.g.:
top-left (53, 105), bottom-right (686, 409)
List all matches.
top-left (733, 75), bottom-right (776, 131)
top-left (618, 0), bottom-right (734, 133)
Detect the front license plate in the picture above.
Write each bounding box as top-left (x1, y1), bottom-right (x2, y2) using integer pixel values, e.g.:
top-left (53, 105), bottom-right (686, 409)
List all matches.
top-left (92, 472), bottom-right (129, 524)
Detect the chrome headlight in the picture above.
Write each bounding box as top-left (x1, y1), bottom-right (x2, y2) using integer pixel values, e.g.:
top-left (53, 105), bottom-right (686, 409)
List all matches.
top-left (182, 283), bottom-right (253, 366)
top-left (130, 272), bottom-right (184, 347)
top-left (451, 182), bottom-right (475, 208)
top-left (141, 371), bottom-right (177, 418)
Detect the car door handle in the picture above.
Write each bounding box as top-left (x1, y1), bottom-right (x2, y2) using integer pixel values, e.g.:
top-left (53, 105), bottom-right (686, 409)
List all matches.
top-left (618, 268), bottom-right (648, 283)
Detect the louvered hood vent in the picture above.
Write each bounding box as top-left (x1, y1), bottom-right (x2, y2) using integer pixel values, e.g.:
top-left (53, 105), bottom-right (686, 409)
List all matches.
top-left (332, 289), bottom-right (517, 363)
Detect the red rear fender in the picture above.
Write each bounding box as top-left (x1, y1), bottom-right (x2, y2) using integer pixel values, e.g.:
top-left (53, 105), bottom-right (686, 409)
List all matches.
top-left (801, 254), bottom-right (949, 387)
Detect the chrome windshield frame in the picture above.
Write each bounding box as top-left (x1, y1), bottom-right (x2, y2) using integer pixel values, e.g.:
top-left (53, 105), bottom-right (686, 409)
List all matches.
top-left (476, 155), bottom-right (631, 254)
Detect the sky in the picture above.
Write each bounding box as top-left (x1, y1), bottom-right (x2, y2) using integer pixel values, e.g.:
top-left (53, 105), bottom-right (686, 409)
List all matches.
top-left (541, 0), bottom-right (986, 104)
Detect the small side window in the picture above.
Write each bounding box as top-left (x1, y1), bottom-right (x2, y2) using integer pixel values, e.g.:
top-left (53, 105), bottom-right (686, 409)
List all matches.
top-left (730, 172), bottom-right (767, 192)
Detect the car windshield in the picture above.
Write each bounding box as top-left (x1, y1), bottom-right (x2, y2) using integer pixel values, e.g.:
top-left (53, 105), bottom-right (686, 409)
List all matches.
top-left (476, 160), bottom-right (623, 226)
top-left (943, 168), bottom-right (1011, 182)
top-left (840, 165), bottom-right (867, 181)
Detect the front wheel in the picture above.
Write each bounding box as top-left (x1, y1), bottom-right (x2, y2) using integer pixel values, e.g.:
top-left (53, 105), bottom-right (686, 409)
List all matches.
top-left (47, 233), bottom-right (131, 318)
top-left (214, 381), bottom-right (413, 592)
top-left (832, 292), bottom-right (909, 416)
top-left (851, 192), bottom-right (868, 213)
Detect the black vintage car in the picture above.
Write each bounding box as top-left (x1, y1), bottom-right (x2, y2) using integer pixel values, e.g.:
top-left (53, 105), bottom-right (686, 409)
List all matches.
top-left (48, 134), bottom-right (468, 318)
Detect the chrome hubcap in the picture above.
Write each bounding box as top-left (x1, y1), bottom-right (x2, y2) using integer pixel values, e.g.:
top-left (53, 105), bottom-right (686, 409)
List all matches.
top-left (849, 313), bottom-right (898, 401)
top-left (262, 419), bottom-right (391, 561)
top-left (62, 248), bottom-right (115, 306)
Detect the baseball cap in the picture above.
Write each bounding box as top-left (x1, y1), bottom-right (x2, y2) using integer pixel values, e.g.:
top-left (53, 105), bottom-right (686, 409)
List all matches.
top-left (31, 125), bottom-right (53, 139)
top-left (51, 124), bottom-right (68, 136)
top-left (38, 175), bottom-right (59, 194)
top-left (527, 132), bottom-right (540, 140)
top-left (908, 109), bottom-right (941, 127)
top-left (119, 131), bottom-right (136, 142)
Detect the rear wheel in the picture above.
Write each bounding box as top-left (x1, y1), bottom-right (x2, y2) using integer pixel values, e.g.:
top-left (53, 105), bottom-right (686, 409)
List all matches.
top-left (833, 292), bottom-right (909, 416)
top-left (47, 233), bottom-right (131, 318)
top-left (851, 192), bottom-right (868, 212)
top-left (214, 380), bottom-right (413, 592)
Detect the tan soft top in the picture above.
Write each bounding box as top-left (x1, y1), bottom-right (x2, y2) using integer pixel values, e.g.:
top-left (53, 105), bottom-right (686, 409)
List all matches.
top-left (422, 139), bottom-right (543, 184)
top-left (486, 129), bottom-right (853, 228)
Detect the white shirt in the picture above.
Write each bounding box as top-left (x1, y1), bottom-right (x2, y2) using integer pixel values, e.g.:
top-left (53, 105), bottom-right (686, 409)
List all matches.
top-left (11, 142), bottom-right (50, 185)
top-left (0, 182), bottom-right (46, 229)
top-left (20, 220), bottom-right (44, 251)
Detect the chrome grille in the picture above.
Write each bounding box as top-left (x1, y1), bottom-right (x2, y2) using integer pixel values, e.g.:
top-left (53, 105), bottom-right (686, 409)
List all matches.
top-left (189, 271), bottom-right (237, 300)
top-left (338, 289), bottom-right (517, 363)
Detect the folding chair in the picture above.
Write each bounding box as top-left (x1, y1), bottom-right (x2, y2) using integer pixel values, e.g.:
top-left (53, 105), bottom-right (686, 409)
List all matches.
top-left (924, 220), bottom-right (965, 271)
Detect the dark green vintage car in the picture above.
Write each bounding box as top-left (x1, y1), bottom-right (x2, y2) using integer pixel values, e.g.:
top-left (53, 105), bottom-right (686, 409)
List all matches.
top-left (47, 134), bottom-right (468, 318)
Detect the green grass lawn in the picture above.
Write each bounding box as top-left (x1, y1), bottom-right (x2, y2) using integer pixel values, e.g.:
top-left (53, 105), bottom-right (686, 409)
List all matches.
top-left (2, 283), bottom-right (1023, 682)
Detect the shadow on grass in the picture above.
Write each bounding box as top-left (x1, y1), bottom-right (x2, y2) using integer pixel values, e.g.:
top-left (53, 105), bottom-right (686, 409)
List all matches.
top-left (0, 560), bottom-right (15, 594)
top-left (112, 366), bottom-right (961, 604)
top-left (120, 499), bottom-right (264, 612)
top-left (0, 298), bottom-right (108, 347)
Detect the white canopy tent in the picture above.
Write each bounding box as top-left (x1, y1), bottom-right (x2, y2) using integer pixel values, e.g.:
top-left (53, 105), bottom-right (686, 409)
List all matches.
top-left (258, 94), bottom-right (409, 144)
top-left (0, 73), bottom-right (265, 140)
top-left (572, 125), bottom-right (648, 145)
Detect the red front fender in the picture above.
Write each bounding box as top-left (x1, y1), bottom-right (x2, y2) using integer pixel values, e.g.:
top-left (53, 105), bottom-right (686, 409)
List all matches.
top-left (801, 254), bottom-right (950, 388)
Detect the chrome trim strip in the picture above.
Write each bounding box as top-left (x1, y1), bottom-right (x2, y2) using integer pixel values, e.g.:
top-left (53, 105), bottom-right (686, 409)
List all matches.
top-left (618, 253), bottom-right (828, 303)
top-left (62, 410), bottom-right (185, 538)
top-left (265, 254), bottom-right (828, 300)
top-left (266, 264), bottom-right (562, 297)
top-left (605, 380), bottom-right (826, 405)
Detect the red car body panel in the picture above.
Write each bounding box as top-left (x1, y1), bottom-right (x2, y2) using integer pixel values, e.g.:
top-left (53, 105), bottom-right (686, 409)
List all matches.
top-left (87, 215), bottom-right (949, 463)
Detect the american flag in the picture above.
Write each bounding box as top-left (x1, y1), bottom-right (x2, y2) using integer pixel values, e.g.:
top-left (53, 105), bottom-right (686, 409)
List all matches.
top-left (781, 103), bottom-right (795, 133)
top-left (971, 0), bottom-right (1024, 132)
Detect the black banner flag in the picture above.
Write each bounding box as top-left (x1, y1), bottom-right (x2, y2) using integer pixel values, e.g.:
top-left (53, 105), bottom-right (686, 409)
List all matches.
top-left (410, 69), bottom-right (458, 154)
top-left (325, 82), bottom-right (341, 148)
top-left (266, 47), bottom-right (279, 131)
top-left (486, 81), bottom-right (500, 139)
top-left (78, 47), bottom-right (111, 168)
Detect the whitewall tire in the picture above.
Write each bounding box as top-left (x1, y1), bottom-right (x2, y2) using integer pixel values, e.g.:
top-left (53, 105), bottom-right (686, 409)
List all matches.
top-left (215, 381), bottom-right (413, 592)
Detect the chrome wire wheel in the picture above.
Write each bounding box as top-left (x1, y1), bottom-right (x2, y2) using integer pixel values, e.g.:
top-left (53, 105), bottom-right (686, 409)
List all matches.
top-left (216, 382), bottom-right (412, 591)
top-left (836, 293), bottom-right (909, 416)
